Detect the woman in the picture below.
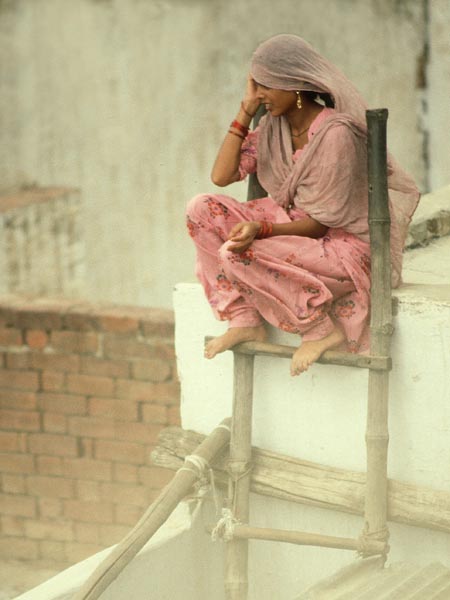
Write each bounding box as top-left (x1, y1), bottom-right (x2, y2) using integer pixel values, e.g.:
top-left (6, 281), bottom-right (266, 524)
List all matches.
top-left (186, 34), bottom-right (419, 376)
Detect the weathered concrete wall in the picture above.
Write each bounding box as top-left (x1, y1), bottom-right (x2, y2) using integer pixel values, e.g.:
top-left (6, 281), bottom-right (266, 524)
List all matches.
top-left (0, 187), bottom-right (84, 296)
top-left (0, 0), bottom-right (446, 308)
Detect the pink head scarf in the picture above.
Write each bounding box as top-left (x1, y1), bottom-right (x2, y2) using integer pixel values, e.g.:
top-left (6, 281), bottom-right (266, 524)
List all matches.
top-left (250, 34), bottom-right (420, 287)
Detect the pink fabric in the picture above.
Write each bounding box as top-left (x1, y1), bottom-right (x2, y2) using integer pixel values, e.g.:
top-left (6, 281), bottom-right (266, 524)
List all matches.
top-left (251, 34), bottom-right (420, 287)
top-left (186, 34), bottom-right (420, 351)
top-left (186, 191), bottom-right (370, 353)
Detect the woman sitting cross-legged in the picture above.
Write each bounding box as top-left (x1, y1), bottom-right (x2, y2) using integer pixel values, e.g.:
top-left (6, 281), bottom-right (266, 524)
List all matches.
top-left (186, 34), bottom-right (419, 376)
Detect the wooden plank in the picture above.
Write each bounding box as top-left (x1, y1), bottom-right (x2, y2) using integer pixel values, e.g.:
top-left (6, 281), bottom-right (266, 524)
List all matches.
top-left (152, 427), bottom-right (450, 536)
top-left (204, 337), bottom-right (391, 371)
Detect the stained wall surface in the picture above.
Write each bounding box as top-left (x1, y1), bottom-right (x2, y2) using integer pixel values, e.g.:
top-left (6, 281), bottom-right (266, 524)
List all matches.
top-left (0, 0), bottom-right (447, 308)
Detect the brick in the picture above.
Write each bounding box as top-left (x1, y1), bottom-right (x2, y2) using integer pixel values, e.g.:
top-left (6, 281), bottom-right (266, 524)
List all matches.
top-left (1, 514), bottom-right (26, 536)
top-left (99, 482), bottom-right (150, 507)
top-left (27, 475), bottom-right (75, 499)
top-left (64, 542), bottom-right (104, 564)
top-left (37, 392), bottom-right (87, 415)
top-left (0, 327), bottom-right (22, 346)
top-left (39, 540), bottom-right (66, 562)
top-left (116, 380), bottom-right (180, 405)
top-left (63, 499), bottom-right (114, 524)
top-left (38, 497), bottom-right (63, 519)
top-left (0, 536), bottom-right (38, 560)
top-left (50, 330), bottom-right (99, 354)
top-left (131, 358), bottom-right (171, 382)
top-left (37, 455), bottom-right (64, 476)
top-left (2, 474), bottom-right (26, 494)
top-left (30, 353), bottom-right (80, 372)
top-left (95, 440), bottom-right (146, 464)
top-left (88, 397), bottom-right (138, 421)
top-left (25, 519), bottom-right (74, 541)
top-left (80, 356), bottom-right (129, 378)
top-left (43, 412), bottom-right (67, 433)
top-left (0, 368), bottom-right (39, 391)
top-left (167, 405), bottom-right (181, 426)
top-left (75, 522), bottom-right (100, 544)
top-left (26, 330), bottom-right (49, 350)
top-left (98, 315), bottom-right (139, 334)
top-left (0, 493), bottom-right (36, 517)
top-left (66, 373), bottom-right (114, 397)
top-left (68, 416), bottom-right (115, 439)
top-left (5, 351), bottom-right (31, 370)
top-left (113, 463), bottom-right (138, 483)
top-left (99, 523), bottom-right (130, 546)
top-left (0, 452), bottom-right (35, 474)
top-left (79, 438), bottom-right (94, 458)
top-left (63, 458), bottom-right (112, 482)
top-left (28, 433), bottom-right (78, 457)
top-left (140, 310), bottom-right (174, 338)
top-left (0, 388), bottom-right (36, 411)
top-left (76, 480), bottom-right (100, 501)
top-left (149, 342), bottom-right (176, 361)
top-left (141, 403), bottom-right (168, 424)
top-left (114, 422), bottom-right (162, 445)
top-left (0, 431), bottom-right (24, 452)
top-left (13, 304), bottom-right (63, 330)
top-left (103, 335), bottom-right (155, 360)
top-left (62, 307), bottom-right (98, 332)
top-left (114, 504), bottom-right (142, 526)
top-left (41, 370), bottom-right (66, 392)
top-left (0, 408), bottom-right (40, 431)
top-left (138, 466), bottom-right (173, 488)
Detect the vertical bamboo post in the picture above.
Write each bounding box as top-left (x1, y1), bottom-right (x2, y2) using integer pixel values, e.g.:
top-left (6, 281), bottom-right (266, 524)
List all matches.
top-left (225, 352), bottom-right (255, 600)
top-left (247, 105), bottom-right (267, 201)
top-left (363, 109), bottom-right (392, 556)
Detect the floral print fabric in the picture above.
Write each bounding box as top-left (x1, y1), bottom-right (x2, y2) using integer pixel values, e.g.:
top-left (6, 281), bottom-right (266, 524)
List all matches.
top-left (186, 193), bottom-right (371, 352)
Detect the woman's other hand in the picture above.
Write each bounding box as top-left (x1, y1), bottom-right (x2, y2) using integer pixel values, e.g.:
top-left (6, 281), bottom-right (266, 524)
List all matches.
top-left (242, 75), bottom-right (260, 117)
top-left (228, 221), bottom-right (261, 253)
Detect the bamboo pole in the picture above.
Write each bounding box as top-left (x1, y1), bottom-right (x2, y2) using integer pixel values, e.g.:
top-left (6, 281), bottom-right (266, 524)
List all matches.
top-left (72, 418), bottom-right (231, 600)
top-left (247, 105), bottom-right (267, 201)
top-left (231, 524), bottom-right (385, 555)
top-left (204, 337), bottom-right (391, 371)
top-left (152, 427), bottom-right (450, 536)
top-left (225, 353), bottom-right (255, 600)
top-left (363, 108), bottom-right (392, 557)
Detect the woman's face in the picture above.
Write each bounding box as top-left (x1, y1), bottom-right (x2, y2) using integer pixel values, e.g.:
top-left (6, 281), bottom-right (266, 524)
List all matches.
top-left (254, 83), bottom-right (297, 117)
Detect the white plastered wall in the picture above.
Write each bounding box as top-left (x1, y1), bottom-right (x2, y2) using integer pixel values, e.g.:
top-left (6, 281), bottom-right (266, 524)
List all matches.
top-left (174, 280), bottom-right (450, 597)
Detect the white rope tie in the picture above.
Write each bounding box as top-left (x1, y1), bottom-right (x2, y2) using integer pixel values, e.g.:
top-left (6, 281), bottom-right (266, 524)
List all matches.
top-left (211, 508), bottom-right (238, 542)
top-left (215, 423), bottom-right (231, 433)
top-left (177, 454), bottom-right (209, 478)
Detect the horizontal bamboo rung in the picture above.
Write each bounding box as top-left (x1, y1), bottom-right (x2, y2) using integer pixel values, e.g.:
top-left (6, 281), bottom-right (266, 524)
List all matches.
top-left (231, 524), bottom-right (386, 555)
top-left (204, 337), bottom-right (391, 371)
top-left (152, 427), bottom-right (450, 536)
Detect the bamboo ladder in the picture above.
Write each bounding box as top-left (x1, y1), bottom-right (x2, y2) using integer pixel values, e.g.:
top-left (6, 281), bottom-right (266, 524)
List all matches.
top-left (214, 108), bottom-right (393, 599)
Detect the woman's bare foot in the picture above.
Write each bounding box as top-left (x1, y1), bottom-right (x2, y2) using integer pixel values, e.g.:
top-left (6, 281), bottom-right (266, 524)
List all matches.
top-left (290, 326), bottom-right (345, 376)
top-left (204, 325), bottom-right (266, 359)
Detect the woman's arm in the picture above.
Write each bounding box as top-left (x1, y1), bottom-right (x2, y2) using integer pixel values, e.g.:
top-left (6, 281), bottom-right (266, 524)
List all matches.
top-left (211, 77), bottom-right (260, 187)
top-left (228, 217), bottom-right (328, 252)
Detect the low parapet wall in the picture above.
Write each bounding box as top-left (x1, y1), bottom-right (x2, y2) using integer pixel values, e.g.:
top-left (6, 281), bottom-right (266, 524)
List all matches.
top-left (0, 295), bottom-right (180, 565)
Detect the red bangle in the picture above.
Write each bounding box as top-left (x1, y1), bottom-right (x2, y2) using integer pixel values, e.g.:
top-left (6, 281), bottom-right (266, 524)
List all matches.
top-left (256, 221), bottom-right (273, 239)
top-left (230, 119), bottom-right (249, 136)
top-left (228, 129), bottom-right (245, 140)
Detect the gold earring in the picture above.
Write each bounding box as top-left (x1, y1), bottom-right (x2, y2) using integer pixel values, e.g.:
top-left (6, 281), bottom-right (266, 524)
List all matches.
top-left (296, 91), bottom-right (302, 110)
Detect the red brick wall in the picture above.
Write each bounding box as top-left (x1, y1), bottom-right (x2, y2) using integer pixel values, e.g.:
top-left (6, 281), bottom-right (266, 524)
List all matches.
top-left (0, 295), bottom-right (180, 565)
